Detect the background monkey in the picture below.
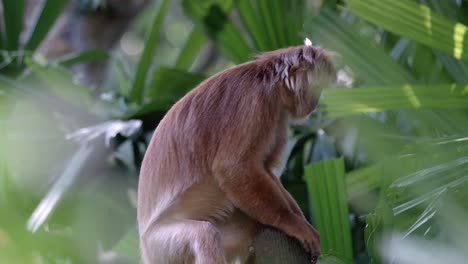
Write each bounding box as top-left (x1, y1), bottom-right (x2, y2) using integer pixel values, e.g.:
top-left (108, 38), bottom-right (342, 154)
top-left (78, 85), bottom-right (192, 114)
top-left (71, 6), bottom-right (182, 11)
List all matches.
top-left (137, 43), bottom-right (336, 264)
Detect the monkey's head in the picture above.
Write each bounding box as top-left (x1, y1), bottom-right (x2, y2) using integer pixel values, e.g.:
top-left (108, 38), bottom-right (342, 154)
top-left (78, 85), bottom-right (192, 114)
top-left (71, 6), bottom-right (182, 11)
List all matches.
top-left (257, 44), bottom-right (337, 119)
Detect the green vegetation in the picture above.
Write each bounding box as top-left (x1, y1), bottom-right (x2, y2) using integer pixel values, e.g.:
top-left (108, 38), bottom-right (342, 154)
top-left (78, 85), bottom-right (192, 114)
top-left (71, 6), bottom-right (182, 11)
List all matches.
top-left (1, 0), bottom-right (468, 263)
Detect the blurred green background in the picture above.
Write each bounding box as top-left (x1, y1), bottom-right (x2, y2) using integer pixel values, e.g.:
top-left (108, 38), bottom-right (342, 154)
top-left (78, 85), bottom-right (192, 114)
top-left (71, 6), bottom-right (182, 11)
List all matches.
top-left (1, 0), bottom-right (468, 263)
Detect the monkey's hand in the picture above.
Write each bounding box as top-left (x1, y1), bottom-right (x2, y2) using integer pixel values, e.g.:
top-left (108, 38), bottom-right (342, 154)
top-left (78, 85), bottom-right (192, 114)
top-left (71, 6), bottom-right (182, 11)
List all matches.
top-left (280, 214), bottom-right (321, 262)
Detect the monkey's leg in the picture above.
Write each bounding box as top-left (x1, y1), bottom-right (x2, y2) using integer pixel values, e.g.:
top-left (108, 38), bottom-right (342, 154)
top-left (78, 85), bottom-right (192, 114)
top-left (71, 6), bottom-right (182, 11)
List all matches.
top-left (217, 209), bottom-right (259, 263)
top-left (142, 220), bottom-right (227, 264)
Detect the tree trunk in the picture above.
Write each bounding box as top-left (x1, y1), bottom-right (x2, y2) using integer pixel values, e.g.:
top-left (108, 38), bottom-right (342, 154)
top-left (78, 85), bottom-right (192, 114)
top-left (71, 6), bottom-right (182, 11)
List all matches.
top-left (255, 227), bottom-right (313, 264)
top-left (33, 0), bottom-right (149, 88)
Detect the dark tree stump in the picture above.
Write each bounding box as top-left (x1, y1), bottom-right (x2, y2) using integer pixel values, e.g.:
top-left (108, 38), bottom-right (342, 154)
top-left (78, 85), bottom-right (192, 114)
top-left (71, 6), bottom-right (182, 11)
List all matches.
top-left (254, 227), bottom-right (315, 264)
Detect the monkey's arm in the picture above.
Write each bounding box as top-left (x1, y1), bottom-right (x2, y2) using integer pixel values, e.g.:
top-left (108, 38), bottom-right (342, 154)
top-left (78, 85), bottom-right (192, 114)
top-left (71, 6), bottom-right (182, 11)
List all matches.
top-left (265, 128), bottom-right (306, 218)
top-left (269, 175), bottom-right (305, 217)
top-left (214, 161), bottom-right (320, 255)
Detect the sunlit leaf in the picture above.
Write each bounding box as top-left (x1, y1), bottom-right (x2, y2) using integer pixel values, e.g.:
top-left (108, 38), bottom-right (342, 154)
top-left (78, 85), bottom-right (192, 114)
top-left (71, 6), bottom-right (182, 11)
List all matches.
top-left (345, 0), bottom-right (468, 61)
top-left (306, 9), bottom-right (414, 85)
top-left (322, 84), bottom-right (468, 117)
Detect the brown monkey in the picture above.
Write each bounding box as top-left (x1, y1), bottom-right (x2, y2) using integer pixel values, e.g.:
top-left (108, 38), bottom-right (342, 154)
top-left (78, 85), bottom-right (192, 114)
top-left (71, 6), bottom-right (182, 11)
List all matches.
top-left (137, 43), bottom-right (336, 264)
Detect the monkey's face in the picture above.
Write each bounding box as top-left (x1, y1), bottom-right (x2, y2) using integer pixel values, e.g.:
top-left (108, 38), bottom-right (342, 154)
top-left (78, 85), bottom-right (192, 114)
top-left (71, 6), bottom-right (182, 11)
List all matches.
top-left (261, 45), bottom-right (336, 119)
top-left (307, 66), bottom-right (336, 105)
top-left (279, 64), bottom-right (335, 120)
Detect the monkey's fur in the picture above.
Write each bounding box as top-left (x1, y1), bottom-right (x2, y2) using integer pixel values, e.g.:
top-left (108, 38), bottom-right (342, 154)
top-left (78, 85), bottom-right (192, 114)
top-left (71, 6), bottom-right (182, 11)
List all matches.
top-left (138, 44), bottom-right (336, 264)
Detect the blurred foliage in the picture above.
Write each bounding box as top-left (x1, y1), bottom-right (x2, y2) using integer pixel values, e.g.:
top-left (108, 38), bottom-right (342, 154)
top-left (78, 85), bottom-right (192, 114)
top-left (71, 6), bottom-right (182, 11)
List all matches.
top-left (1, 0), bottom-right (468, 263)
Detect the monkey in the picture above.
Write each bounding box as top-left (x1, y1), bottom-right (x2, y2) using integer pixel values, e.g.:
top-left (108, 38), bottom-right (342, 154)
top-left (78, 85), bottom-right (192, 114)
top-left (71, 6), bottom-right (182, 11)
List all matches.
top-left (137, 42), bottom-right (336, 264)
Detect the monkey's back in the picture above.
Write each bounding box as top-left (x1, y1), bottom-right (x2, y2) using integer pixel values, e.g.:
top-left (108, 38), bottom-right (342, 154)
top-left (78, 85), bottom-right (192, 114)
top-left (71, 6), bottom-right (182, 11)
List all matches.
top-left (137, 47), bottom-right (315, 235)
top-left (137, 63), bottom-right (270, 231)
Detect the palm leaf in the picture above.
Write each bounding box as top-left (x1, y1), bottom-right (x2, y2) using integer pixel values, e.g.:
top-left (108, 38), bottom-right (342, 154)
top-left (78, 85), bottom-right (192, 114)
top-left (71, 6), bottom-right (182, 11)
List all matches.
top-left (1, 0), bottom-right (25, 50)
top-left (345, 0), bottom-right (468, 61)
top-left (24, 58), bottom-right (94, 109)
top-left (146, 67), bottom-right (205, 110)
top-left (322, 84), bottom-right (468, 117)
top-left (52, 49), bottom-right (110, 67)
top-left (304, 158), bottom-right (353, 259)
top-left (26, 144), bottom-right (94, 233)
top-left (236, 0), bottom-right (269, 51)
top-left (174, 29), bottom-right (207, 70)
top-left (130, 0), bottom-right (170, 104)
top-left (183, 0), bottom-right (251, 63)
top-left (306, 9), bottom-right (414, 85)
top-left (125, 67), bottom-right (205, 118)
top-left (23, 0), bottom-right (68, 51)
top-left (237, 0), bottom-right (306, 51)
top-left (255, 0), bottom-right (281, 49)
top-left (112, 228), bottom-right (141, 263)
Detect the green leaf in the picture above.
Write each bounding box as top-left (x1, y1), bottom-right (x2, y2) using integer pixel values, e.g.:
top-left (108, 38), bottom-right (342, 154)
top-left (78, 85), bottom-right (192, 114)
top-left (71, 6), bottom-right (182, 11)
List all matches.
top-left (24, 0), bottom-right (68, 51)
top-left (346, 163), bottom-right (381, 200)
top-left (52, 49), bottom-right (110, 67)
top-left (422, 0), bottom-right (468, 84)
top-left (124, 68), bottom-right (206, 118)
top-left (362, 144), bottom-right (468, 262)
top-left (304, 158), bottom-right (353, 259)
top-left (345, 0), bottom-right (468, 61)
top-left (256, 0), bottom-right (280, 49)
top-left (183, 0), bottom-right (251, 63)
top-left (306, 9), bottom-right (414, 85)
top-left (286, 0), bottom-right (307, 44)
top-left (236, 0), bottom-right (306, 51)
top-left (24, 58), bottom-right (94, 109)
top-left (145, 67), bottom-right (205, 111)
top-left (130, 0), bottom-right (170, 104)
top-left (27, 144), bottom-right (94, 233)
top-left (435, 51), bottom-right (468, 83)
top-left (112, 228), bottom-right (140, 262)
top-left (112, 55), bottom-right (132, 98)
top-left (126, 67), bottom-right (205, 118)
top-left (0, 86), bottom-right (16, 179)
top-left (322, 84), bottom-right (468, 117)
top-left (348, 135), bottom-right (468, 193)
top-left (364, 210), bottom-right (385, 263)
top-left (318, 253), bottom-right (354, 264)
top-left (174, 29), bottom-right (207, 70)
top-left (236, 0), bottom-right (268, 51)
top-left (2, 0), bottom-right (25, 50)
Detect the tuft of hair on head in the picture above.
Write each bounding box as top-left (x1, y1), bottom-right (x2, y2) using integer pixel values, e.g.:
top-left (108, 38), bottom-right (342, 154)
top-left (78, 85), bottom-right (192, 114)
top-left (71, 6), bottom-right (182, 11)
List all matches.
top-left (250, 41), bottom-right (337, 94)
